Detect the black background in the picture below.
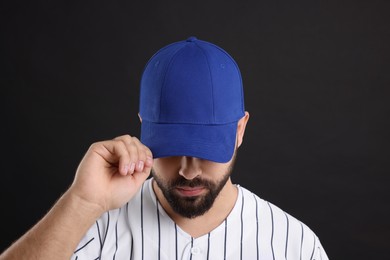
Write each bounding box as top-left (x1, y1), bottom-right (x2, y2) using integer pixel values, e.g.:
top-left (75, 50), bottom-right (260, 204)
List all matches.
top-left (1, 0), bottom-right (389, 259)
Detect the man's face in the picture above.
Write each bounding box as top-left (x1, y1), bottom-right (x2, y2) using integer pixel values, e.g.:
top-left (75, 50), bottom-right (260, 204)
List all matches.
top-left (151, 152), bottom-right (237, 219)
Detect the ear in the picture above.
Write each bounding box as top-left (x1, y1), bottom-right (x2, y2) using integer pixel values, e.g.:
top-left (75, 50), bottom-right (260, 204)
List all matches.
top-left (138, 113), bottom-right (142, 123)
top-left (236, 111), bottom-right (249, 148)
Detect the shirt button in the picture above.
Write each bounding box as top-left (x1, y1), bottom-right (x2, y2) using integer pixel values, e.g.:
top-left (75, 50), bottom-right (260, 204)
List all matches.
top-left (191, 247), bottom-right (201, 255)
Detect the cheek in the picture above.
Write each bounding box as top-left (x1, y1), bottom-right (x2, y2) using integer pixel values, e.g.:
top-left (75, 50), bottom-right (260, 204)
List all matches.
top-left (153, 157), bottom-right (233, 181)
top-left (153, 157), bottom-right (181, 176)
top-left (202, 161), bottom-right (231, 174)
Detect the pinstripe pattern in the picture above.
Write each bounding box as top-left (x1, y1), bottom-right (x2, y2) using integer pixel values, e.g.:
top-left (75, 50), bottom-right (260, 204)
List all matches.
top-left (206, 233), bottom-right (211, 260)
top-left (140, 183), bottom-right (144, 260)
top-left (300, 222), bottom-right (304, 260)
top-left (156, 202), bottom-right (161, 260)
top-left (130, 237), bottom-right (133, 260)
top-left (240, 189), bottom-right (244, 260)
top-left (113, 208), bottom-right (120, 259)
top-left (126, 202), bottom-right (133, 260)
top-left (224, 219), bottom-right (227, 259)
top-left (190, 238), bottom-right (194, 260)
top-left (254, 194), bottom-right (259, 260)
top-left (267, 202), bottom-right (275, 260)
top-left (310, 233), bottom-right (316, 260)
top-left (71, 179), bottom-right (329, 260)
top-left (285, 212), bottom-right (290, 259)
top-left (74, 237), bottom-right (94, 254)
top-left (96, 222), bottom-right (102, 249)
top-left (174, 224), bottom-right (178, 260)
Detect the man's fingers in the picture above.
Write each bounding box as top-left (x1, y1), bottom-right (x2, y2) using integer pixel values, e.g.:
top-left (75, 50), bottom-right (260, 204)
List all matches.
top-left (132, 165), bottom-right (152, 186)
top-left (113, 135), bottom-right (153, 175)
top-left (132, 137), bottom-right (153, 170)
top-left (90, 135), bottom-right (153, 176)
top-left (92, 140), bottom-right (131, 176)
top-left (71, 135), bottom-right (154, 212)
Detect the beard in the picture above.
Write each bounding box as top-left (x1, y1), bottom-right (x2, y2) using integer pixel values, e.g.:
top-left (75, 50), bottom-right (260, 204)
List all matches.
top-left (152, 153), bottom-right (236, 219)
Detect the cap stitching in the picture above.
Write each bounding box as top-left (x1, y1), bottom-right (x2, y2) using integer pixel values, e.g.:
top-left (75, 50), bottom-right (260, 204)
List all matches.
top-left (198, 40), bottom-right (245, 114)
top-left (142, 120), bottom-right (240, 126)
top-left (158, 44), bottom-right (188, 121)
top-left (193, 42), bottom-right (216, 123)
top-left (140, 40), bottom-right (185, 121)
top-left (141, 38), bottom-right (244, 124)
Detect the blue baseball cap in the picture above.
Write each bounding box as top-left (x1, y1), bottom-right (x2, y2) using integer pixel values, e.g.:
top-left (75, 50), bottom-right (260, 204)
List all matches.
top-left (139, 36), bottom-right (245, 163)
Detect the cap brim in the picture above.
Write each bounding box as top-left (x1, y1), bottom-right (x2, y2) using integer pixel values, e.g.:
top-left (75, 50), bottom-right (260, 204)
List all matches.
top-left (140, 120), bottom-right (237, 163)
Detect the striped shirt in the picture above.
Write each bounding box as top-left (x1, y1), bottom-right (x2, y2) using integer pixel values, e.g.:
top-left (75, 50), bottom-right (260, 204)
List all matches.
top-left (72, 178), bottom-right (328, 259)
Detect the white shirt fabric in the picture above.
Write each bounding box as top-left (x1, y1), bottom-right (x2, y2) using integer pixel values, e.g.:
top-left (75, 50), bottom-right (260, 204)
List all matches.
top-left (72, 178), bottom-right (329, 260)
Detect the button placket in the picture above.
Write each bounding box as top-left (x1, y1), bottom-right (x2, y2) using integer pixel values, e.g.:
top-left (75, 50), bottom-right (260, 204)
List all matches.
top-left (190, 246), bottom-right (201, 255)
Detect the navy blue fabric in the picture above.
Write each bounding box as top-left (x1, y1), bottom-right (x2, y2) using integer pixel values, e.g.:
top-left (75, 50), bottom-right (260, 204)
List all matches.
top-left (139, 37), bottom-right (245, 162)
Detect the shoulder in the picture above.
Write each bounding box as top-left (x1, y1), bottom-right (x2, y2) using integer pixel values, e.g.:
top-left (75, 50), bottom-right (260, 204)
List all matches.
top-left (237, 186), bottom-right (329, 259)
top-left (238, 185), bottom-right (316, 236)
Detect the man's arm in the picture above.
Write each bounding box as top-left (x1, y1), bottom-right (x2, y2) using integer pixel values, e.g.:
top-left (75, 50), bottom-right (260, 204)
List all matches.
top-left (1, 190), bottom-right (102, 260)
top-left (0, 135), bottom-right (152, 260)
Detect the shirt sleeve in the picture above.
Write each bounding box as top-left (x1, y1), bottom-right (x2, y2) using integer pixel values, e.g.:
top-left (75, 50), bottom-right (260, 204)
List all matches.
top-left (312, 236), bottom-right (329, 260)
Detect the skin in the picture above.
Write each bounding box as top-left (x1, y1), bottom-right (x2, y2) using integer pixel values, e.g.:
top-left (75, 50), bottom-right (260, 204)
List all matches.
top-left (152, 154), bottom-right (235, 219)
top-left (152, 155), bottom-right (239, 237)
top-left (0, 111), bottom-right (249, 259)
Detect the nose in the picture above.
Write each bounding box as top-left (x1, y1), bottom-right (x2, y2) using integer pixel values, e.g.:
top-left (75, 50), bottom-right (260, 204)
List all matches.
top-left (178, 156), bottom-right (202, 180)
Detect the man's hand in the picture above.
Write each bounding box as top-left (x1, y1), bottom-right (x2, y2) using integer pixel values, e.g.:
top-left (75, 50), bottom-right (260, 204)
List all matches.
top-left (0, 135), bottom-right (153, 260)
top-left (70, 135), bottom-right (153, 214)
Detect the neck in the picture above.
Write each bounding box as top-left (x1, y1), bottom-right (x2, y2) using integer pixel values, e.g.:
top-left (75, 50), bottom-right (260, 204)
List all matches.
top-left (152, 178), bottom-right (238, 238)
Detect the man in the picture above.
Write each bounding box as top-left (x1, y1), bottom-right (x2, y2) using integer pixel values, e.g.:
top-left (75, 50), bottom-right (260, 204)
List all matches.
top-left (1, 37), bottom-right (328, 259)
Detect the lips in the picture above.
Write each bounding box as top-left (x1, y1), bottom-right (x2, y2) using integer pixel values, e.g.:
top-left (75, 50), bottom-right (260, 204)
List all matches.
top-left (175, 186), bottom-right (206, 197)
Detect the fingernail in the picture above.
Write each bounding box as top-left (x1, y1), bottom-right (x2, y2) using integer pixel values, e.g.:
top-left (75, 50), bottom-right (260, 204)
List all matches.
top-left (138, 161), bottom-right (144, 171)
top-left (129, 162), bottom-right (135, 173)
top-left (146, 157), bottom-right (153, 166)
top-left (123, 164), bottom-right (129, 174)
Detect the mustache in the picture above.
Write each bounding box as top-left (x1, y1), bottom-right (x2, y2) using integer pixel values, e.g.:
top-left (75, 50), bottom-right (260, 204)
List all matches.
top-left (169, 176), bottom-right (213, 189)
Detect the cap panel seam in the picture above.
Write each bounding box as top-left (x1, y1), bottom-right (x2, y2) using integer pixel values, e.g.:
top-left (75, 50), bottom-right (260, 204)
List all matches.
top-left (194, 42), bottom-right (215, 122)
top-left (140, 41), bottom-right (185, 120)
top-left (158, 45), bottom-right (188, 121)
top-left (140, 40), bottom-right (185, 78)
top-left (198, 40), bottom-right (245, 114)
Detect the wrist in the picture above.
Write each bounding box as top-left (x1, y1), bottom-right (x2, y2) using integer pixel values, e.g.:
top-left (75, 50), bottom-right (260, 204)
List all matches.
top-left (64, 188), bottom-right (106, 220)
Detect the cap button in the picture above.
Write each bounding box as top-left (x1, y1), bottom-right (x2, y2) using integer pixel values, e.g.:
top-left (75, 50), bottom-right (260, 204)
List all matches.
top-left (186, 36), bottom-right (197, 42)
